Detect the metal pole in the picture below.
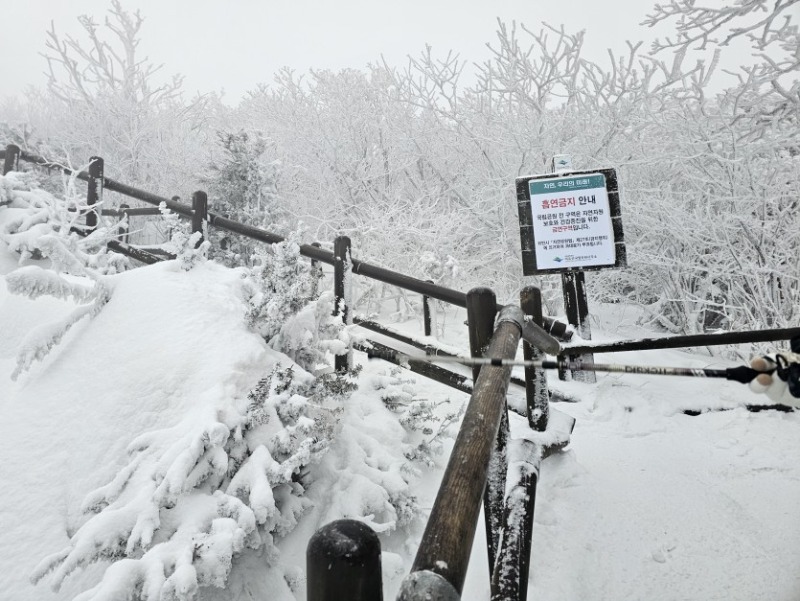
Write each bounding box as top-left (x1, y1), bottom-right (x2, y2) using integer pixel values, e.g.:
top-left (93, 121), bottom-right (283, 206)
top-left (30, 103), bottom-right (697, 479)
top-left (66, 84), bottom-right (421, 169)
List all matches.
top-left (307, 519), bottom-right (383, 601)
top-left (370, 353), bottom-right (773, 384)
top-left (561, 270), bottom-right (596, 382)
top-left (548, 154), bottom-right (596, 382)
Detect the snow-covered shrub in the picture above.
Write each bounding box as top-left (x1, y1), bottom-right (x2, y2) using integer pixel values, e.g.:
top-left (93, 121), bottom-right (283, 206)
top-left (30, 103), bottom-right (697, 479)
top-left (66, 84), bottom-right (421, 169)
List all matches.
top-left (5, 265), bottom-right (112, 381)
top-left (158, 202), bottom-right (210, 271)
top-left (0, 172), bottom-right (127, 379)
top-left (30, 357), bottom-right (360, 601)
top-left (270, 290), bottom-right (362, 374)
top-left (306, 366), bottom-right (460, 538)
top-left (0, 171), bottom-right (128, 273)
top-left (245, 230), bottom-right (322, 346)
top-left (373, 367), bottom-right (462, 470)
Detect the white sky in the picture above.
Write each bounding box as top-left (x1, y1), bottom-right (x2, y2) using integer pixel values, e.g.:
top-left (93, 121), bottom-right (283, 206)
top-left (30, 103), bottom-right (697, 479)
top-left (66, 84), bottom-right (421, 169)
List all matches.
top-left (2, 0), bottom-right (750, 103)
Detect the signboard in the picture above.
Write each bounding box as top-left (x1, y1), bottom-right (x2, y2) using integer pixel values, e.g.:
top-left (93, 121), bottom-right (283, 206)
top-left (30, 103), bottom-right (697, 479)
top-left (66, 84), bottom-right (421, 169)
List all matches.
top-left (516, 168), bottom-right (626, 275)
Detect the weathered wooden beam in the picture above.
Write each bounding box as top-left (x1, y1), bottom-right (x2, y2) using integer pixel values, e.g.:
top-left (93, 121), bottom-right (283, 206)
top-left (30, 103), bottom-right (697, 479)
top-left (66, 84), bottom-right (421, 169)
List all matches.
top-left (3, 144), bottom-right (20, 174)
top-left (356, 340), bottom-right (472, 395)
top-left (407, 306), bottom-right (522, 594)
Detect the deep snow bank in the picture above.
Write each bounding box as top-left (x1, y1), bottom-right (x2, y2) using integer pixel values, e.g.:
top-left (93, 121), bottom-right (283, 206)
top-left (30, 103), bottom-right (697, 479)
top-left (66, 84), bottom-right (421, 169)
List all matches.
top-left (0, 260), bottom-right (274, 599)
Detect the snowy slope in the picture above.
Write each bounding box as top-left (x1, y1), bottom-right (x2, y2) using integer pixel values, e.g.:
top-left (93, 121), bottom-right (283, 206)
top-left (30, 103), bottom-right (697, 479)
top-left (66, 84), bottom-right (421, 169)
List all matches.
top-left (0, 259), bottom-right (275, 600)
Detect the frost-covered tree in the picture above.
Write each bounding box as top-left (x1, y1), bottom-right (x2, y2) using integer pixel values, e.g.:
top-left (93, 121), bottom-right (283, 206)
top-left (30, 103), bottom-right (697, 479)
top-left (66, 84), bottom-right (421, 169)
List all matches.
top-left (5, 1), bottom-right (797, 343)
top-left (8, 0), bottom-right (218, 198)
top-left (204, 131), bottom-right (282, 267)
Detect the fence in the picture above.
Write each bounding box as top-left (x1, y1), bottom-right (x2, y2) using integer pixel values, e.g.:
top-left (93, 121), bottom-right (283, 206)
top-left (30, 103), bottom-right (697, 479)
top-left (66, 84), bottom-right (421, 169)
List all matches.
top-left (3, 143), bottom-right (797, 600)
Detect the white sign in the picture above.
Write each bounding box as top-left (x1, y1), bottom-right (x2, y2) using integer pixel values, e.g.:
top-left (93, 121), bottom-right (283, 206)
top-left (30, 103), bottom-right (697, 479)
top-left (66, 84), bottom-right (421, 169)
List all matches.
top-left (528, 173), bottom-right (615, 270)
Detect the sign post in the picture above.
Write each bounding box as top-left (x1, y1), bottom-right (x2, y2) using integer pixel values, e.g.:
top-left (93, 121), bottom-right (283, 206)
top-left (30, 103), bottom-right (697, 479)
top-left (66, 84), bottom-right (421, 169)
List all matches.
top-left (516, 163), bottom-right (626, 381)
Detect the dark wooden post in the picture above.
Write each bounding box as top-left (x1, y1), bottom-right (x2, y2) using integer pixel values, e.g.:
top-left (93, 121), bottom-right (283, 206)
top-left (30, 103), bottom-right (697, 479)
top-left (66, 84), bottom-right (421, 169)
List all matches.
top-left (467, 288), bottom-right (496, 383)
top-left (490, 440), bottom-right (539, 601)
top-left (521, 286), bottom-right (549, 432)
top-left (466, 288), bottom-right (507, 574)
top-left (119, 203), bottom-right (130, 244)
top-left (191, 191), bottom-right (208, 248)
top-left (3, 144), bottom-right (20, 175)
top-left (405, 306), bottom-right (522, 595)
top-left (485, 286), bottom-right (553, 601)
top-left (85, 156), bottom-right (104, 232)
top-left (334, 235), bottom-right (352, 372)
top-left (307, 519), bottom-right (383, 601)
top-left (561, 270), bottom-right (596, 382)
top-left (310, 241), bottom-right (323, 298)
top-left (423, 280), bottom-right (434, 337)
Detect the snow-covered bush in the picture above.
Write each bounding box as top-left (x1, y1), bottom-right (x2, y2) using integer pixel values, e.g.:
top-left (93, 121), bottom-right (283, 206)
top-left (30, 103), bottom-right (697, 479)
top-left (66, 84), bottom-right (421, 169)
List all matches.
top-left (0, 172), bottom-right (127, 379)
top-left (245, 230), bottom-right (323, 346)
top-left (25, 238), bottom-right (446, 600)
top-left (30, 356), bottom-right (361, 601)
top-left (310, 366), bottom-right (456, 536)
top-left (0, 171), bottom-right (128, 273)
top-left (373, 367), bottom-right (462, 470)
top-left (158, 202), bottom-right (210, 271)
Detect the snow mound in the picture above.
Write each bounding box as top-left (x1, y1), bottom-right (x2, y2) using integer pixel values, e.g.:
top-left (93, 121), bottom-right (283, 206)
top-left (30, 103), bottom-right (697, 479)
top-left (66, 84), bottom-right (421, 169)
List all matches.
top-left (0, 261), bottom-right (276, 599)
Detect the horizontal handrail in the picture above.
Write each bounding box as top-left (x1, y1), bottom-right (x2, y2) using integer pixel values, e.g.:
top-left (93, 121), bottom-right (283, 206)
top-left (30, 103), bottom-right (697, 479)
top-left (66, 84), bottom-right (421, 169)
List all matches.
top-left (70, 226), bottom-right (165, 265)
top-left (563, 326), bottom-right (800, 355)
top-left (10, 148), bottom-right (572, 338)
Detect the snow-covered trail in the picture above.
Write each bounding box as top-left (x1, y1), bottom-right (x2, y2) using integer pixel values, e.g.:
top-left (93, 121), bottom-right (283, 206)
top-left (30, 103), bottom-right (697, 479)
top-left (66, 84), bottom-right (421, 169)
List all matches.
top-left (386, 308), bottom-right (800, 600)
top-left (532, 397), bottom-right (799, 600)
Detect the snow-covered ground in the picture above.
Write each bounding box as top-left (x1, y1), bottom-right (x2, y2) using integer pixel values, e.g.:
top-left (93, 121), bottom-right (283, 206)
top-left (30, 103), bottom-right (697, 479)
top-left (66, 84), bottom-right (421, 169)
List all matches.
top-left (1, 235), bottom-right (798, 600)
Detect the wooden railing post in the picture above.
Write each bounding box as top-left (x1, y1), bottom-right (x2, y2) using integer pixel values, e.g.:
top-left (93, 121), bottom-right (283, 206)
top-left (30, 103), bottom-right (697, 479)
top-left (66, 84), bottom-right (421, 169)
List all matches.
top-left (191, 190), bottom-right (208, 248)
top-left (401, 303), bottom-right (522, 596)
top-left (489, 438), bottom-right (539, 601)
top-left (521, 286), bottom-right (549, 432)
top-left (466, 288), bottom-right (506, 574)
top-left (3, 144), bottom-right (20, 175)
top-left (119, 203), bottom-right (131, 244)
top-left (310, 241), bottom-right (323, 298)
top-left (423, 280), bottom-right (434, 337)
top-left (334, 235), bottom-right (352, 372)
top-left (484, 285), bottom-right (554, 601)
top-left (85, 156), bottom-right (104, 232)
top-left (307, 519), bottom-right (382, 601)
